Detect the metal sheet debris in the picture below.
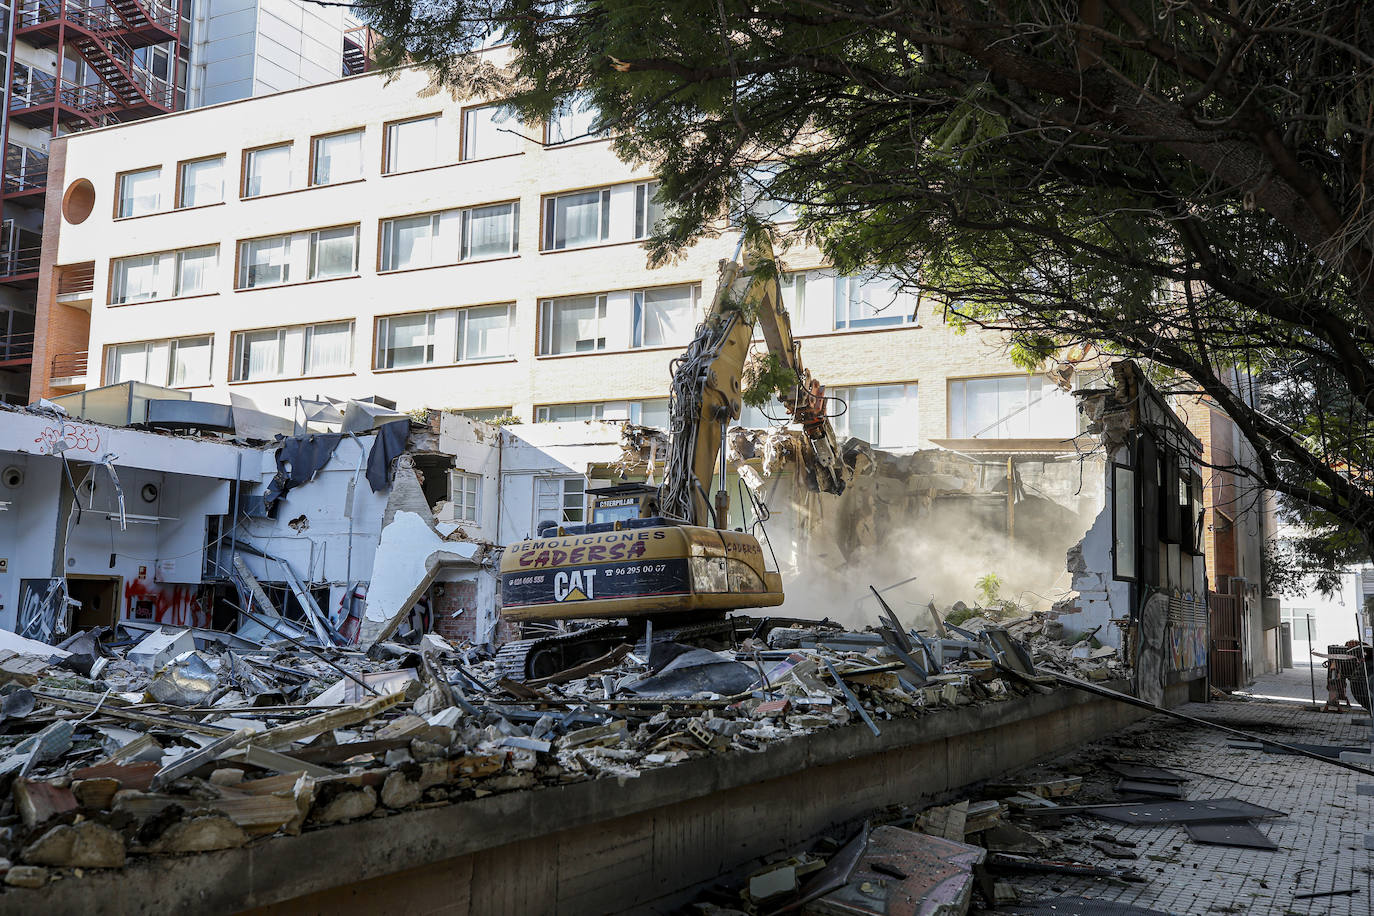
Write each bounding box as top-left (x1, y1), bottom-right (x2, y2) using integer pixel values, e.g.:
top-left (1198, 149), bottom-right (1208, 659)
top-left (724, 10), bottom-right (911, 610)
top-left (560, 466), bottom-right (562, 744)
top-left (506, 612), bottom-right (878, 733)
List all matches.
top-left (803, 825), bottom-right (985, 916)
top-left (1086, 799), bottom-right (1286, 825)
top-left (1182, 821), bottom-right (1278, 850)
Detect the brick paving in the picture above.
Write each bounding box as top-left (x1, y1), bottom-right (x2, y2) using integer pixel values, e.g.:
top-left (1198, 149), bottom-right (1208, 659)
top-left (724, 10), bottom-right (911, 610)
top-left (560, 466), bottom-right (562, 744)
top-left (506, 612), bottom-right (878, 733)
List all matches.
top-left (983, 670), bottom-right (1374, 915)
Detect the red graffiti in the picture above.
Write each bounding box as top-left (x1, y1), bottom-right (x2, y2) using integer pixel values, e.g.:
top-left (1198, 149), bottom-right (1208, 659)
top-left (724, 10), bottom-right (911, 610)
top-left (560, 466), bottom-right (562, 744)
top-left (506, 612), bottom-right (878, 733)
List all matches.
top-left (124, 579), bottom-right (209, 629)
top-left (34, 422), bottom-right (102, 455)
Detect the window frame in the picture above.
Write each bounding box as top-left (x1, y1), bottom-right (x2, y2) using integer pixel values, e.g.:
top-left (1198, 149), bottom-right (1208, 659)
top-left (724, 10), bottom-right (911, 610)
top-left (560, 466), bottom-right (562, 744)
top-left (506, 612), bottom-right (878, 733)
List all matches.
top-left (173, 245), bottom-right (218, 297)
top-left (631, 283), bottom-right (699, 349)
top-left (460, 200), bottom-right (520, 261)
top-left (538, 294), bottom-right (610, 355)
top-left (544, 94), bottom-right (606, 146)
top-left (541, 187), bottom-right (613, 251)
top-left (373, 302), bottom-right (516, 370)
top-left (175, 155), bottom-right (225, 209)
top-left (460, 102), bottom-right (523, 162)
top-left (104, 334), bottom-right (214, 388)
top-left (534, 403), bottom-right (606, 423)
top-left (831, 382), bottom-right (920, 450)
top-left (449, 470), bottom-right (482, 523)
top-left (309, 128), bottom-right (365, 187)
top-left (832, 273), bottom-right (917, 331)
top-left (382, 113), bottom-right (443, 175)
top-left (307, 224), bottom-right (361, 280)
top-left (633, 180), bottom-right (664, 240)
top-left (534, 475), bottom-right (588, 528)
top-left (230, 320), bottom-right (355, 382)
top-left (115, 165), bottom-right (162, 218)
top-left (946, 373), bottom-right (1076, 440)
top-left (236, 234), bottom-right (293, 289)
top-left (241, 142), bottom-right (292, 199)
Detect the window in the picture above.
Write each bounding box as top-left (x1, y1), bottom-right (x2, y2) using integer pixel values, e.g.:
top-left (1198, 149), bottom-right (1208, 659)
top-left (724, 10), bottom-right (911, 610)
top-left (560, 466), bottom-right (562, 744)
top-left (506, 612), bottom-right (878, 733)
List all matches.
top-left (833, 275), bottom-right (917, 330)
top-left (377, 312), bottom-right (434, 369)
top-left (375, 304), bottom-right (514, 369)
top-left (117, 167), bottom-right (161, 217)
top-left (536, 403), bottom-right (604, 423)
top-left (385, 116), bottom-right (440, 173)
top-left (832, 384), bottom-right (918, 449)
top-left (546, 94), bottom-right (603, 144)
top-left (308, 226), bottom-right (359, 279)
top-left (231, 321), bottom-right (354, 381)
top-left (178, 157), bottom-right (223, 208)
top-left (740, 163), bottom-right (796, 223)
top-left (174, 246), bottom-right (217, 296)
top-left (947, 375), bottom-right (1078, 439)
top-left (536, 476), bottom-right (586, 526)
top-left (462, 202), bottom-right (519, 259)
top-left (540, 295), bottom-right (607, 354)
top-left (1281, 606), bottom-right (1316, 642)
top-left (1113, 464), bottom-right (1137, 580)
top-left (633, 284), bottom-right (697, 347)
top-left (459, 407), bottom-right (514, 423)
top-left (110, 255), bottom-right (160, 304)
top-left (543, 188), bottom-right (610, 250)
top-left (462, 104), bottom-right (522, 160)
top-left (238, 235), bottom-right (291, 288)
top-left (634, 180), bottom-right (664, 239)
top-left (106, 336), bottom-right (212, 387)
top-left (244, 144), bottom-right (290, 197)
top-left (449, 471), bottom-right (481, 522)
top-left (629, 398), bottom-right (670, 428)
top-left (312, 130), bottom-right (363, 186)
top-left (381, 212), bottom-right (452, 271)
top-left (739, 396), bottom-right (790, 428)
top-left (305, 321), bottom-right (354, 375)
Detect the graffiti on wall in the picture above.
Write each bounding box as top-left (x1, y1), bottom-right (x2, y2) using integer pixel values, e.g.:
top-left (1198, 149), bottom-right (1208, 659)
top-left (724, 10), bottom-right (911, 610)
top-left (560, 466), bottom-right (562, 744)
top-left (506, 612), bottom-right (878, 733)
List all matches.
top-left (33, 422), bottom-right (102, 455)
top-left (1168, 623), bottom-right (1208, 672)
top-left (124, 578), bottom-right (210, 629)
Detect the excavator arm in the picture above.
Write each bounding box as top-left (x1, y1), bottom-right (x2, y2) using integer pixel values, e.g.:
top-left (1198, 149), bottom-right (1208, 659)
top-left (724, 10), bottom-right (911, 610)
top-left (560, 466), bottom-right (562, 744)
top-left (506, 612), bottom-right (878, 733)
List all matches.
top-left (659, 233), bottom-right (848, 529)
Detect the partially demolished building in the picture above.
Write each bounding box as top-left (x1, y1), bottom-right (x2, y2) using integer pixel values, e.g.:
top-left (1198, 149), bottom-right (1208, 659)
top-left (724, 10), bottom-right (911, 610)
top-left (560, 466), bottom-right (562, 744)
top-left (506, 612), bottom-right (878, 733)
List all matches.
top-left (0, 360), bottom-right (1221, 910)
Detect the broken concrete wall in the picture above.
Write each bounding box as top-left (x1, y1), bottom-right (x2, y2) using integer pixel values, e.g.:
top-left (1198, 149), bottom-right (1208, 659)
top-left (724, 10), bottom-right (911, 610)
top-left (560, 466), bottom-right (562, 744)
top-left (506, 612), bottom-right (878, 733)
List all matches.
top-left (495, 421), bottom-right (627, 544)
top-left (0, 408), bottom-right (259, 635)
top-left (432, 414), bottom-right (503, 542)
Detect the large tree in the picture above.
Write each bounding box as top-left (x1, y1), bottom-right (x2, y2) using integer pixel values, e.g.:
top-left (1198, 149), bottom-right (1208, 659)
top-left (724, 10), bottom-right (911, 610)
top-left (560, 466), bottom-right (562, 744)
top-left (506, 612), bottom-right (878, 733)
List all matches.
top-left (362, 0), bottom-right (1374, 586)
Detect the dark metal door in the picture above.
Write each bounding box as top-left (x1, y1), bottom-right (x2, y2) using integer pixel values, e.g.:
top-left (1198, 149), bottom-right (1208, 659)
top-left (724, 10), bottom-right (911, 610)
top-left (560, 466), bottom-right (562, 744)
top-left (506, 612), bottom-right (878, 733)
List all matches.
top-left (1209, 591), bottom-right (1243, 690)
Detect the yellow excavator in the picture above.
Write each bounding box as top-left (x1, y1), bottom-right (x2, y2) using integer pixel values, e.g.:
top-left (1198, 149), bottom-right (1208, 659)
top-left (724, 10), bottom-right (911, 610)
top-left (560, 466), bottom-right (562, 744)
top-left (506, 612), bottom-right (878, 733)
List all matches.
top-left (496, 234), bottom-right (853, 678)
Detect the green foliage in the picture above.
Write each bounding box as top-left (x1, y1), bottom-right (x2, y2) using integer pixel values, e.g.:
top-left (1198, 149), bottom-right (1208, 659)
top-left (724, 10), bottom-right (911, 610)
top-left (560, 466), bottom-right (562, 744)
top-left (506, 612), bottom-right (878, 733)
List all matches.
top-left (361, 0), bottom-right (1374, 571)
top-left (743, 352), bottom-right (797, 409)
top-left (974, 573), bottom-right (1002, 607)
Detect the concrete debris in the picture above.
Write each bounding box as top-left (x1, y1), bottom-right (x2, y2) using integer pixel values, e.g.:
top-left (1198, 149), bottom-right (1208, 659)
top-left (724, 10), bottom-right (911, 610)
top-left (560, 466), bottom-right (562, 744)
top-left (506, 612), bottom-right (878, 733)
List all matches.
top-left (0, 578), bottom-right (1138, 889)
top-left (4, 865), bottom-right (48, 888)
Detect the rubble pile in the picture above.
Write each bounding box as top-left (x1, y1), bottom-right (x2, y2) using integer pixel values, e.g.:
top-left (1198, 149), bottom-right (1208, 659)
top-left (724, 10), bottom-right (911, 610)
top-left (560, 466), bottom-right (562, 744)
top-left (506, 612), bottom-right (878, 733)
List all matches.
top-left (0, 604), bottom-right (1127, 891)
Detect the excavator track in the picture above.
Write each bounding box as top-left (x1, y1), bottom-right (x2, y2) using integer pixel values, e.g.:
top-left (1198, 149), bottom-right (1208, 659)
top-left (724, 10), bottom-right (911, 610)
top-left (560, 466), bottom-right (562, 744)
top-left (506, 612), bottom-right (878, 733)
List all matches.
top-left (493, 615), bottom-right (837, 682)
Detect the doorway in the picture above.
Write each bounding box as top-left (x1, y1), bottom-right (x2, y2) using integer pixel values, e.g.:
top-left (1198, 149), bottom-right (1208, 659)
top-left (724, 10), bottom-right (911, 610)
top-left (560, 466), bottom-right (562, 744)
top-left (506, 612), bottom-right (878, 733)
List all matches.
top-left (66, 576), bottom-right (121, 630)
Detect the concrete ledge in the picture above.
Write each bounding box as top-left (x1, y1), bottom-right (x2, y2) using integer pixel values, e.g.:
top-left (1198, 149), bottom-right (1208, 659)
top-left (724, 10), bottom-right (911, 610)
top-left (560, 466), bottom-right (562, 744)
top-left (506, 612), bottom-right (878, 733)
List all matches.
top-left (25, 678), bottom-right (1195, 915)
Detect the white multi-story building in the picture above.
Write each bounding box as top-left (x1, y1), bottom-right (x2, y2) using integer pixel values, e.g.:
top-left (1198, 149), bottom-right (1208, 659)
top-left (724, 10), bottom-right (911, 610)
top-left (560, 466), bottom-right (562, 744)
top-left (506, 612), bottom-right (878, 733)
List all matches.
top-left (0, 0), bottom-right (365, 406)
top-left (31, 64), bottom-right (1087, 452)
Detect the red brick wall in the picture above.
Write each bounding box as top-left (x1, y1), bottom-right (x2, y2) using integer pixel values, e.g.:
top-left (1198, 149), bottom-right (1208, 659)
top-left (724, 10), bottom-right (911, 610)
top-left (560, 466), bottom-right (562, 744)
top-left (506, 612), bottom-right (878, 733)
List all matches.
top-left (28, 139), bottom-right (94, 401)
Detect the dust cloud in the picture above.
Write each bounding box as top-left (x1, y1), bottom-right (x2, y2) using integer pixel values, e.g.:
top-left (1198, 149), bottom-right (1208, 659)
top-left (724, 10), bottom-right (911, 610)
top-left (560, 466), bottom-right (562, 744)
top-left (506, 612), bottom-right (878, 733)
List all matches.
top-left (764, 508), bottom-right (1090, 634)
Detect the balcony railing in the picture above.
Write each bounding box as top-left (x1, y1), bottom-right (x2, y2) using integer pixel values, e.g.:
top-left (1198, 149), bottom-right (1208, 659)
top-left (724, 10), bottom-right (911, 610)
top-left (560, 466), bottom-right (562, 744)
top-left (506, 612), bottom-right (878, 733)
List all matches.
top-left (0, 243), bottom-right (41, 278)
top-left (17, 0), bottom-right (177, 36)
top-left (51, 350), bottom-right (88, 380)
top-left (8, 73), bottom-right (172, 119)
top-left (0, 331), bottom-right (35, 364)
top-left (58, 262), bottom-right (96, 297)
top-left (5, 144), bottom-right (50, 193)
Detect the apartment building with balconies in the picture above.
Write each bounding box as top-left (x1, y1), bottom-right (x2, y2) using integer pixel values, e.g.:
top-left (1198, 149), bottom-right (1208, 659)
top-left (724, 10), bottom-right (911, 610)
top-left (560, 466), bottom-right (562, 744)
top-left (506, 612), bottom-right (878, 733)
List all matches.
top-left (0, 0), bottom-right (368, 405)
top-left (30, 64), bottom-right (1095, 452)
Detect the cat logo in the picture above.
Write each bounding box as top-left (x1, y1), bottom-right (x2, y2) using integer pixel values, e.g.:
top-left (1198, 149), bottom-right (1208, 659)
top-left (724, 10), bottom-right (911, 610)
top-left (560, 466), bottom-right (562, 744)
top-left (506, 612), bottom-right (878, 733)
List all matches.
top-left (553, 569), bottom-right (597, 602)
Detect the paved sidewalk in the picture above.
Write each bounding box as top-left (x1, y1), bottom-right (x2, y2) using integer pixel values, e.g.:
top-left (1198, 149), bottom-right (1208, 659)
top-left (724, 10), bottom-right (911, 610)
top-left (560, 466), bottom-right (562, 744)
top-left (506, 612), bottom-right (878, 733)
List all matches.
top-left (982, 694), bottom-right (1374, 915)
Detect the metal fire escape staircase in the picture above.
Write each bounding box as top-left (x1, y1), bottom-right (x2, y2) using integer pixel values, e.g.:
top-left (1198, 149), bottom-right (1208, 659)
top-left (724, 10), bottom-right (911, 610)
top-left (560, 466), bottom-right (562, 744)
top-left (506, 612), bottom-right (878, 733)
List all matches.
top-left (14, 0), bottom-right (177, 125)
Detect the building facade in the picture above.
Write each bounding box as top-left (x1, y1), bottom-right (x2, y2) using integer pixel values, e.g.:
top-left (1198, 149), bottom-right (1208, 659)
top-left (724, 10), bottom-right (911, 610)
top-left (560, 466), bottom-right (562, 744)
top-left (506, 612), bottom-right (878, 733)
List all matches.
top-left (0, 0), bottom-right (363, 406)
top-left (29, 64), bottom-right (1091, 454)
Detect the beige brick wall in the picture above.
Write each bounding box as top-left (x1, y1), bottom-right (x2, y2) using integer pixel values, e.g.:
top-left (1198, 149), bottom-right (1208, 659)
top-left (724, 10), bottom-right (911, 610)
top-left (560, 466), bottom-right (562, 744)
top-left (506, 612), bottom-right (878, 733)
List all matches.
top-left (46, 64), bottom-right (1044, 441)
